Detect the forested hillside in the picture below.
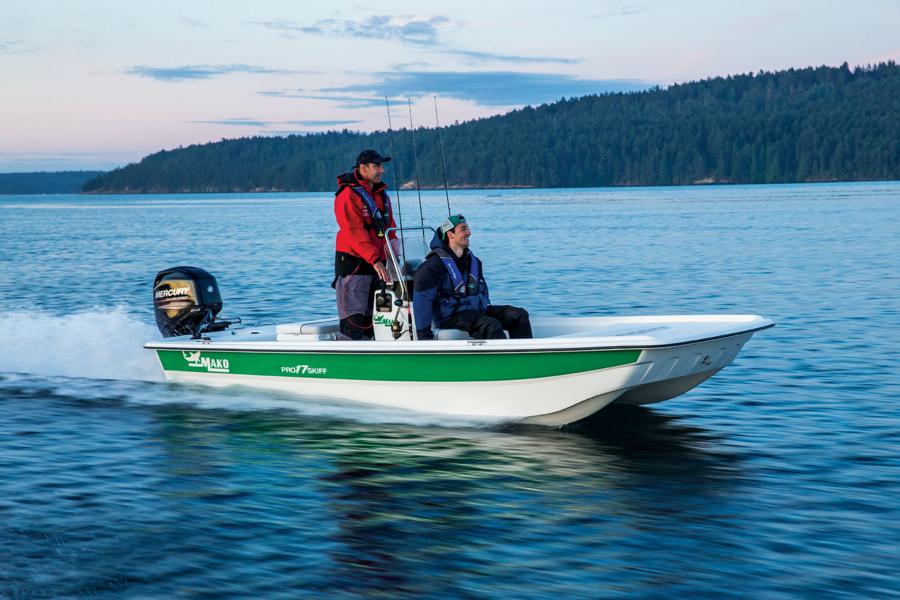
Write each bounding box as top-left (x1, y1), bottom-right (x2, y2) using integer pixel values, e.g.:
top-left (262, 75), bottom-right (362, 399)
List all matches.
top-left (0, 171), bottom-right (105, 194)
top-left (84, 62), bottom-right (899, 193)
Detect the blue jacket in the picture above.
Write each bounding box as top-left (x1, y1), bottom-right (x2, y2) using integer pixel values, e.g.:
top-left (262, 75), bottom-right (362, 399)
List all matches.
top-left (413, 231), bottom-right (491, 337)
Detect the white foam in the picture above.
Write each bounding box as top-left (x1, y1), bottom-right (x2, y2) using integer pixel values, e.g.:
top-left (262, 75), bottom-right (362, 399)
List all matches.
top-left (0, 308), bottom-right (503, 428)
top-left (0, 307), bottom-right (163, 381)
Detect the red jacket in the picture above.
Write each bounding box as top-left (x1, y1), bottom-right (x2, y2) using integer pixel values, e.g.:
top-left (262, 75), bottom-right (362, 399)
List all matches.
top-left (334, 169), bottom-right (397, 265)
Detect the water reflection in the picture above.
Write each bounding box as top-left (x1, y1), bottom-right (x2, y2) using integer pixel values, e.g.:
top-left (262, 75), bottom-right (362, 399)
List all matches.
top-left (9, 373), bottom-right (897, 596)
top-left (126, 400), bottom-right (744, 594)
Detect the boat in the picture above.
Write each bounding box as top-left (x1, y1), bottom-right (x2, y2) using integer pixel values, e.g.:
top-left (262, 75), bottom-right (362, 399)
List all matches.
top-left (145, 228), bottom-right (773, 426)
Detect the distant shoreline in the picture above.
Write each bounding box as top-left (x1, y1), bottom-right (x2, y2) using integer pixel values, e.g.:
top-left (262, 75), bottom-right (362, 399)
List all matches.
top-left (74, 177), bottom-right (895, 195)
top-left (0, 178), bottom-right (881, 196)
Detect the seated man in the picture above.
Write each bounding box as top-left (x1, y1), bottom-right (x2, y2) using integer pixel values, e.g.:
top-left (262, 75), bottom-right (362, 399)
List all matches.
top-left (413, 215), bottom-right (532, 340)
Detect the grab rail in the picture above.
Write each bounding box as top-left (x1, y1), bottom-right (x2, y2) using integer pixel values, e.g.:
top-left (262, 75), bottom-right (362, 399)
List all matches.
top-left (385, 225), bottom-right (435, 301)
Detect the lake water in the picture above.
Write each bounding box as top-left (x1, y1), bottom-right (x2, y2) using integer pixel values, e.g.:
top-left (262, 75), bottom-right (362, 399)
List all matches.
top-left (2, 182), bottom-right (899, 597)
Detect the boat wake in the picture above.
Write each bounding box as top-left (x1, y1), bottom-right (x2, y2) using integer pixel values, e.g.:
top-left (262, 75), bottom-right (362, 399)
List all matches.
top-left (0, 307), bottom-right (502, 428)
top-left (0, 307), bottom-right (163, 382)
top-left (130, 384), bottom-right (506, 428)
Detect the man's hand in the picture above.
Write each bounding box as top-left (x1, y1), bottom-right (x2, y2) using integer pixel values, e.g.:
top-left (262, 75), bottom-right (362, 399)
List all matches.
top-left (373, 261), bottom-right (393, 284)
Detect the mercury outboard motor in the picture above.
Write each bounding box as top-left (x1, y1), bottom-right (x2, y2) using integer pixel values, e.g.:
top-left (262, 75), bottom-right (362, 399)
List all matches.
top-left (153, 266), bottom-right (229, 338)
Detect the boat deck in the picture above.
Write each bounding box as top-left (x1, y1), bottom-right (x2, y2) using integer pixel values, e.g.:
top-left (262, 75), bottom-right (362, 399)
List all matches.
top-left (145, 315), bottom-right (774, 352)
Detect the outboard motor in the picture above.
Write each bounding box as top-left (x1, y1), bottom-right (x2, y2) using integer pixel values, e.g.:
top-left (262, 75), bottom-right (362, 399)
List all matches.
top-left (153, 266), bottom-right (226, 338)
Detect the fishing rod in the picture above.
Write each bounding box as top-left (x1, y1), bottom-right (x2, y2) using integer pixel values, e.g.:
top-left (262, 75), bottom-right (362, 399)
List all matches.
top-left (384, 97), bottom-right (415, 339)
top-left (384, 97), bottom-right (408, 269)
top-left (433, 96), bottom-right (453, 216)
top-left (407, 99), bottom-right (427, 245)
top-left (407, 99), bottom-right (425, 228)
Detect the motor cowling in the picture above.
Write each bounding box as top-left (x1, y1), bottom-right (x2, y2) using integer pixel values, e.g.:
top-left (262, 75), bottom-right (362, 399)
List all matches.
top-left (153, 266), bottom-right (223, 337)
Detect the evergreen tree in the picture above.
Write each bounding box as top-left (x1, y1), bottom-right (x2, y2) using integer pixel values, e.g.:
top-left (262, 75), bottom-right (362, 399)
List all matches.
top-left (83, 62), bottom-right (900, 193)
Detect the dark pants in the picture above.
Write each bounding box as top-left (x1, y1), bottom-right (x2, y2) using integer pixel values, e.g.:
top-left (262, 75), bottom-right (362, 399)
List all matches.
top-left (441, 305), bottom-right (532, 340)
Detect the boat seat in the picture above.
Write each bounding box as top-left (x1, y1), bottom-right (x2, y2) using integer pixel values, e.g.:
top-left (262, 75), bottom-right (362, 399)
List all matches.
top-left (299, 319), bottom-right (340, 334)
top-left (276, 319), bottom-right (340, 341)
top-left (434, 328), bottom-right (472, 340)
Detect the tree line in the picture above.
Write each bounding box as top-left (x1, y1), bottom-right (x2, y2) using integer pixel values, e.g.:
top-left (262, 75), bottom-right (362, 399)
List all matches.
top-left (83, 62), bottom-right (900, 193)
top-left (0, 171), bottom-right (104, 195)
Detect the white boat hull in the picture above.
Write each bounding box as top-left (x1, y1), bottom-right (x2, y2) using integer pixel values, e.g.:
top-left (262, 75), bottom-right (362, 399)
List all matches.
top-left (146, 315), bottom-right (771, 426)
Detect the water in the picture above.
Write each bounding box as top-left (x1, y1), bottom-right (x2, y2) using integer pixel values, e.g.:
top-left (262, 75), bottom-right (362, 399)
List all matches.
top-left (2, 182), bottom-right (899, 597)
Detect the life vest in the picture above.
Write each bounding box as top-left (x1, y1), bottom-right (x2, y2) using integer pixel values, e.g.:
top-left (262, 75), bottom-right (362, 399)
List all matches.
top-left (351, 185), bottom-right (392, 238)
top-left (431, 247), bottom-right (481, 296)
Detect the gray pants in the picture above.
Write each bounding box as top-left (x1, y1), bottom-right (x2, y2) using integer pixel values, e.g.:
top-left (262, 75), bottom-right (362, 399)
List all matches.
top-left (335, 274), bottom-right (376, 340)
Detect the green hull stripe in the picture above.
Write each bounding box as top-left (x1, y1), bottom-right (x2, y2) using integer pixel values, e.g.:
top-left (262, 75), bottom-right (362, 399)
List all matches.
top-left (156, 348), bottom-right (641, 382)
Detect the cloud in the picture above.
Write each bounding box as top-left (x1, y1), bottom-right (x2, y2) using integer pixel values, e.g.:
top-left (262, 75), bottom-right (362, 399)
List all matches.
top-left (187, 117), bottom-right (363, 128)
top-left (189, 118), bottom-right (273, 127)
top-left (0, 40), bottom-right (27, 54)
top-left (284, 120), bottom-right (362, 127)
top-left (322, 71), bottom-right (653, 106)
top-left (441, 49), bottom-right (577, 65)
top-left (258, 90), bottom-right (387, 109)
top-left (256, 15), bottom-right (449, 45)
top-left (254, 16), bottom-right (575, 65)
top-left (125, 64), bottom-right (300, 81)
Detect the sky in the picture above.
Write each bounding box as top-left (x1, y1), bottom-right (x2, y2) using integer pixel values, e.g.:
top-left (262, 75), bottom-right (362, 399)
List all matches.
top-left (1, 0), bottom-right (898, 172)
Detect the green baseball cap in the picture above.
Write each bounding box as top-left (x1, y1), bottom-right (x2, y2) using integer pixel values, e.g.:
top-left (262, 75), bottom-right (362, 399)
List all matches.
top-left (439, 214), bottom-right (466, 239)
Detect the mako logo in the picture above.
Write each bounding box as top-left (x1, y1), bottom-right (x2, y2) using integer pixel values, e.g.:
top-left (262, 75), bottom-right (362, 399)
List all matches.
top-left (373, 314), bottom-right (394, 326)
top-left (281, 364), bottom-right (328, 376)
top-left (182, 351), bottom-right (230, 373)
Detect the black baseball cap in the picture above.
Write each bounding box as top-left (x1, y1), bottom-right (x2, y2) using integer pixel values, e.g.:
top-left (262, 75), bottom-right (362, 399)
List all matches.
top-left (356, 149), bottom-right (391, 166)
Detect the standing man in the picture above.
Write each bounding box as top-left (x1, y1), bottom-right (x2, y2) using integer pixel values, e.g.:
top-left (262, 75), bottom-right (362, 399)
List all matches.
top-left (413, 214), bottom-right (532, 340)
top-left (334, 149), bottom-right (398, 340)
